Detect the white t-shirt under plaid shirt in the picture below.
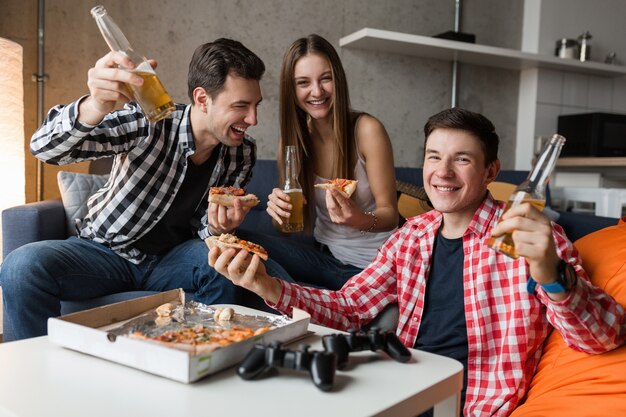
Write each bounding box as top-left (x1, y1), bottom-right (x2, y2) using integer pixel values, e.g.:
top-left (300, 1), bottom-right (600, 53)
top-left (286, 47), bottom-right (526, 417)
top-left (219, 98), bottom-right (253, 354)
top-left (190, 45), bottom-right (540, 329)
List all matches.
top-left (30, 99), bottom-right (256, 264)
top-left (271, 194), bottom-right (626, 417)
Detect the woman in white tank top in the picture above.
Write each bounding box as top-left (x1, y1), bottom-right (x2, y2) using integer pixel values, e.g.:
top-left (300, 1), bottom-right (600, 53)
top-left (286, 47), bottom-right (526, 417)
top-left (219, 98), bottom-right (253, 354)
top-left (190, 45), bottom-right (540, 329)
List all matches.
top-left (242, 34), bottom-right (397, 290)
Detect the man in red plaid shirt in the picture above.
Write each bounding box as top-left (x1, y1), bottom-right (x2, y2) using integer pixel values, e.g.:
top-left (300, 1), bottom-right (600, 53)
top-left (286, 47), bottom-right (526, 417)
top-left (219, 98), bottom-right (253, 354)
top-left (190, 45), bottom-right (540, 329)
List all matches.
top-left (210, 108), bottom-right (626, 416)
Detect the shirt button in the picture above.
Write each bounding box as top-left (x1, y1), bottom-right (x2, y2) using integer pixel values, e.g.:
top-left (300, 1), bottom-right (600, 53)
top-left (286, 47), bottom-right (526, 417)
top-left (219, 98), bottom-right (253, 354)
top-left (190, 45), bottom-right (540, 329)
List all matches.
top-left (413, 317), bottom-right (418, 322)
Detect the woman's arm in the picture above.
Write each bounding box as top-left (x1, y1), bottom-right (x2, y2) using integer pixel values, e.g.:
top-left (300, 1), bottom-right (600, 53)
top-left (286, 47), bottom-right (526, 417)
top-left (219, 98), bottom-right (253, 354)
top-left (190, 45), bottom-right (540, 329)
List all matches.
top-left (354, 114), bottom-right (398, 231)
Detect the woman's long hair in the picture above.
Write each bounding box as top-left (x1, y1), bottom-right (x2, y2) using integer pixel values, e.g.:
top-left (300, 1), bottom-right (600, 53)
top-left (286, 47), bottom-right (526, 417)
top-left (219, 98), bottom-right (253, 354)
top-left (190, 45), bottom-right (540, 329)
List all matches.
top-left (278, 34), bottom-right (356, 231)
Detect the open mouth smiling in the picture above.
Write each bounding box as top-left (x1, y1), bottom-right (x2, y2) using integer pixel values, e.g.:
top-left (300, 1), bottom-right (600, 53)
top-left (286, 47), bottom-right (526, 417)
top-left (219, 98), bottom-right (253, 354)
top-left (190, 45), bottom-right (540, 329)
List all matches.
top-left (231, 125), bottom-right (247, 135)
top-left (434, 185), bottom-right (460, 191)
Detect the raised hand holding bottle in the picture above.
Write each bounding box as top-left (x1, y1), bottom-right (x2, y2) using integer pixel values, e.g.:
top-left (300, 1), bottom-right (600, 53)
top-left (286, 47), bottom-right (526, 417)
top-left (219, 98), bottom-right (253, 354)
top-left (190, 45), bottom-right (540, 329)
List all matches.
top-left (91, 5), bottom-right (175, 123)
top-left (487, 134), bottom-right (566, 259)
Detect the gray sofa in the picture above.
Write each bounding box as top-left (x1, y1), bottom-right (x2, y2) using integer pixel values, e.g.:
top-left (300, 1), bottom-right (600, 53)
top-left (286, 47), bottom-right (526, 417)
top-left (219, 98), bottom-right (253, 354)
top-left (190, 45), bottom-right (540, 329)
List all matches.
top-left (1, 160), bottom-right (618, 318)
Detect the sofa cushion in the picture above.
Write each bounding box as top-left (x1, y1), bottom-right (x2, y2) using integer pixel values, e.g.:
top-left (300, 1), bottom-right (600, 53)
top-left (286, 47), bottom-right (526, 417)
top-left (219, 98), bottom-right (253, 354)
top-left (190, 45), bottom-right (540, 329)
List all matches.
top-left (57, 171), bottom-right (109, 236)
top-left (510, 217), bottom-right (626, 417)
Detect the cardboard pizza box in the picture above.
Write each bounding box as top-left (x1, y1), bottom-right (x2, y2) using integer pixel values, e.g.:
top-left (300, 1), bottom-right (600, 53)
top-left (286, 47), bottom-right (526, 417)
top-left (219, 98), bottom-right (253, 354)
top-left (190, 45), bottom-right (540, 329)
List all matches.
top-left (48, 289), bottom-right (311, 383)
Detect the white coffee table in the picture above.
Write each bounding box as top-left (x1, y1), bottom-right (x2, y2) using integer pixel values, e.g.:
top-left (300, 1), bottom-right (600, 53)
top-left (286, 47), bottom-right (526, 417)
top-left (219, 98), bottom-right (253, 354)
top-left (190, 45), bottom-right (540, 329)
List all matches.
top-left (0, 323), bottom-right (462, 417)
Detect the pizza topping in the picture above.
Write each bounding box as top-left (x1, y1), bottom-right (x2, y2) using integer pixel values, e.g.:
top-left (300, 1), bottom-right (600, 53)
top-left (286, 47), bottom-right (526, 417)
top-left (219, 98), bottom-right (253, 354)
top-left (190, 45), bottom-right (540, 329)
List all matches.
top-left (314, 178), bottom-right (358, 197)
top-left (208, 187), bottom-right (259, 208)
top-left (211, 234), bottom-right (269, 260)
top-left (209, 186), bottom-right (246, 196)
top-left (136, 324), bottom-right (268, 347)
top-left (238, 240), bottom-right (267, 257)
top-left (329, 179), bottom-right (350, 189)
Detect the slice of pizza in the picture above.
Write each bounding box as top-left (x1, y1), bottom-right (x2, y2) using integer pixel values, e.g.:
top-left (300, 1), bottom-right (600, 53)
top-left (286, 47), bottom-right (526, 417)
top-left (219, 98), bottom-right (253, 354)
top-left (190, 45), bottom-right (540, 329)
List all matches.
top-left (205, 233), bottom-right (269, 260)
top-left (209, 186), bottom-right (260, 207)
top-left (130, 324), bottom-right (272, 356)
top-left (314, 178), bottom-right (358, 198)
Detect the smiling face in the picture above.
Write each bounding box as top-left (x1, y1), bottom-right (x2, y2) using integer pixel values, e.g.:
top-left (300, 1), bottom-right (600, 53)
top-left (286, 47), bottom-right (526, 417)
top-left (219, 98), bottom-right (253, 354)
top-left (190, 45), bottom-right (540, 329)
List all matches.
top-left (200, 73), bottom-right (262, 147)
top-left (293, 53), bottom-right (334, 121)
top-left (423, 128), bottom-right (500, 226)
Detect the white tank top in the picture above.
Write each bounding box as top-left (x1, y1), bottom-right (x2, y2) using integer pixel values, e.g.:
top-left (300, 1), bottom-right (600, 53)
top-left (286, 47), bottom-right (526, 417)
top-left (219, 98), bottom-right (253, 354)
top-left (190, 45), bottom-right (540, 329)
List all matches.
top-left (313, 150), bottom-right (395, 268)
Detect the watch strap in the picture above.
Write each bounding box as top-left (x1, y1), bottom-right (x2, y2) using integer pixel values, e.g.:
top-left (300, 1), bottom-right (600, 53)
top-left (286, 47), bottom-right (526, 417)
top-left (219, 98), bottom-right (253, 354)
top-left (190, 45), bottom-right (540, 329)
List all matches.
top-left (526, 277), bottom-right (568, 294)
top-left (539, 280), bottom-right (569, 293)
top-left (527, 259), bottom-right (576, 294)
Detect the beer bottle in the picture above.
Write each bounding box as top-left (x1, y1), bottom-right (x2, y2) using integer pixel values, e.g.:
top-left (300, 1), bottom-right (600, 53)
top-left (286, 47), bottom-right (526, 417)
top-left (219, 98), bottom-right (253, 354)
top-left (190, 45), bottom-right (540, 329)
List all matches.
top-left (91, 5), bottom-right (175, 123)
top-left (487, 134), bottom-right (566, 259)
top-left (279, 145), bottom-right (304, 233)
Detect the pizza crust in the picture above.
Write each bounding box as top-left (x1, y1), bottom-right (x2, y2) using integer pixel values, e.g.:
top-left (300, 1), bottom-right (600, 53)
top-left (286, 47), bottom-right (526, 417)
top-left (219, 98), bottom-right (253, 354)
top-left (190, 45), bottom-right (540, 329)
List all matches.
top-left (213, 307), bottom-right (235, 322)
top-left (156, 303), bottom-right (175, 317)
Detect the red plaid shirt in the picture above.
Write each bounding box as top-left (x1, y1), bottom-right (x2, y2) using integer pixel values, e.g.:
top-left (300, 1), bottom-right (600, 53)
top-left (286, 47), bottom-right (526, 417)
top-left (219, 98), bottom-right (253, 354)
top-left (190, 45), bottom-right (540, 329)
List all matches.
top-left (271, 194), bottom-right (626, 417)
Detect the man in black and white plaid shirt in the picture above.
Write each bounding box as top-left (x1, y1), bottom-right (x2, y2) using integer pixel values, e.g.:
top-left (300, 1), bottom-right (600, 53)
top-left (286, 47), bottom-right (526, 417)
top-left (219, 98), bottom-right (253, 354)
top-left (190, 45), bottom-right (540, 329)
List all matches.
top-left (1, 39), bottom-right (281, 341)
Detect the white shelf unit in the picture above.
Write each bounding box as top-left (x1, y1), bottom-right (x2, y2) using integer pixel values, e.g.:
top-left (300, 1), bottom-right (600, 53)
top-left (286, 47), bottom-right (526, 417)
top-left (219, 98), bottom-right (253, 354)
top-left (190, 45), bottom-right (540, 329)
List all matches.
top-left (557, 157), bottom-right (626, 167)
top-left (339, 28), bottom-right (626, 77)
top-left (339, 28), bottom-right (626, 170)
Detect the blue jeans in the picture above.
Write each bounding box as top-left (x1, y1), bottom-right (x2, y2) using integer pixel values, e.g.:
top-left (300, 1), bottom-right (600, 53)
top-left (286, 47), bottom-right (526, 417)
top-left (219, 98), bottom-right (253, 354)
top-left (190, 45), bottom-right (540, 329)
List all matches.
top-left (0, 237), bottom-right (294, 341)
top-left (237, 230), bottom-right (362, 290)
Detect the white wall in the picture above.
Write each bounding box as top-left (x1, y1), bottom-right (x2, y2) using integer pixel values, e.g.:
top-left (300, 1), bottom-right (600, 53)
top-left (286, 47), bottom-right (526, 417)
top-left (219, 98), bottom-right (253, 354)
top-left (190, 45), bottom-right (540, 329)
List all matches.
top-left (534, 0), bottom-right (626, 138)
top-left (538, 0), bottom-right (626, 60)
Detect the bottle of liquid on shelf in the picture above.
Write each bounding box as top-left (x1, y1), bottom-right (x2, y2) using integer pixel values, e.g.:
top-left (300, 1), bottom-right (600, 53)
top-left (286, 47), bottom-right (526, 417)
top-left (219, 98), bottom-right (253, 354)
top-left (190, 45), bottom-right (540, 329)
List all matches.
top-left (91, 5), bottom-right (175, 123)
top-left (487, 134), bottom-right (566, 259)
top-left (279, 145), bottom-right (304, 233)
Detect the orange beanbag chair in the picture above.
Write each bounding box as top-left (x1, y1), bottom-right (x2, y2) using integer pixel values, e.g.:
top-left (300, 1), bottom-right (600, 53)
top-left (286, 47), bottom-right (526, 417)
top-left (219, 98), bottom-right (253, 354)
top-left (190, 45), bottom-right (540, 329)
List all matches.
top-left (510, 217), bottom-right (626, 417)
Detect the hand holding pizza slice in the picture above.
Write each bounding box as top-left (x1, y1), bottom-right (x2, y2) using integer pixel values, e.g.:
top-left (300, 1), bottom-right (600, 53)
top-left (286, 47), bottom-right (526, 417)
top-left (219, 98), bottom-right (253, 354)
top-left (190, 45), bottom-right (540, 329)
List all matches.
top-left (207, 234), bottom-right (283, 305)
top-left (314, 178), bottom-right (358, 198)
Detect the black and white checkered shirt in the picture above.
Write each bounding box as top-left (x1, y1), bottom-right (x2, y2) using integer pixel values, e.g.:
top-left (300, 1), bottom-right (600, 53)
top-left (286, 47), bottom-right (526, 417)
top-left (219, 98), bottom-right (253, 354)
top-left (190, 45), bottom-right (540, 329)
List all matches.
top-left (31, 98), bottom-right (256, 263)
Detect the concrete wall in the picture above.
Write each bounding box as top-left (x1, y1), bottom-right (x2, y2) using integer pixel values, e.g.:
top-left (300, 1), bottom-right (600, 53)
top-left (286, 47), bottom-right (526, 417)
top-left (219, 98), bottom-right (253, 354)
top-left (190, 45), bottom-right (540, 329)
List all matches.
top-left (1, 0), bottom-right (523, 201)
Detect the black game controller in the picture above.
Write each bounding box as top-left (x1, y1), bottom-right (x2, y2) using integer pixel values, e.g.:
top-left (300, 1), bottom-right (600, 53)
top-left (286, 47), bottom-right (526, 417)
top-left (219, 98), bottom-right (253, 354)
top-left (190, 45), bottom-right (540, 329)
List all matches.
top-left (322, 328), bottom-right (412, 369)
top-left (237, 342), bottom-right (337, 391)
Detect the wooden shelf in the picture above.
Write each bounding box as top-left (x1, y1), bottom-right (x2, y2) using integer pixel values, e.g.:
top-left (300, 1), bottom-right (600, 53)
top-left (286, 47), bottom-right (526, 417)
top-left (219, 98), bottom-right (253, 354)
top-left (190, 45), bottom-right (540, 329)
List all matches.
top-left (339, 28), bottom-right (626, 77)
top-left (557, 157), bottom-right (626, 167)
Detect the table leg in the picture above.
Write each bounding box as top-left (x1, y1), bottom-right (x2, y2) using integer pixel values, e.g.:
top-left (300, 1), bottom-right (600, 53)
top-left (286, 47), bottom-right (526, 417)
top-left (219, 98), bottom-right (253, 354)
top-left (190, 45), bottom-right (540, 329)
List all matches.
top-left (433, 392), bottom-right (460, 417)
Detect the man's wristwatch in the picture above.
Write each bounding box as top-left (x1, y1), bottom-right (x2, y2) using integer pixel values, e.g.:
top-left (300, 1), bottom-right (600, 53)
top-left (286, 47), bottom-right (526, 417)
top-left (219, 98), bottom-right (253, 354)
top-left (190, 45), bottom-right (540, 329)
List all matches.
top-left (527, 259), bottom-right (577, 294)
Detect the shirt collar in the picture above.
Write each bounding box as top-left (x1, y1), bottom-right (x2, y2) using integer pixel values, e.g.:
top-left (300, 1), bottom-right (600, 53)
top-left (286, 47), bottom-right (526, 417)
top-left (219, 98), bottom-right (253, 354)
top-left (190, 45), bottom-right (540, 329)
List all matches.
top-left (466, 192), bottom-right (501, 238)
top-left (406, 192), bottom-right (502, 239)
top-left (178, 105), bottom-right (195, 153)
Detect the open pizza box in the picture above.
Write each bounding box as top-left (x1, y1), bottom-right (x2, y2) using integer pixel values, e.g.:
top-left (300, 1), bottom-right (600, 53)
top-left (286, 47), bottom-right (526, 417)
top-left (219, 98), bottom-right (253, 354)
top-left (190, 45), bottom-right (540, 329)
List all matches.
top-left (48, 289), bottom-right (311, 383)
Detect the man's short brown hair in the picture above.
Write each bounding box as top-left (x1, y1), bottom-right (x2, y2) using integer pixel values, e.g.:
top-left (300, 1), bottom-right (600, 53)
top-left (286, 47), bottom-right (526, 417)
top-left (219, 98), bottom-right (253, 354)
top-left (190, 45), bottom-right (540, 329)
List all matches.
top-left (424, 108), bottom-right (500, 165)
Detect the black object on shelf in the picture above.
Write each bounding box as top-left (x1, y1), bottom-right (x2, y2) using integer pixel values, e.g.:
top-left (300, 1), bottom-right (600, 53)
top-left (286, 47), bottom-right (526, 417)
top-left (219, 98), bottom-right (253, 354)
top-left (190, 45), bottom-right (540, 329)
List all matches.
top-left (434, 30), bottom-right (476, 44)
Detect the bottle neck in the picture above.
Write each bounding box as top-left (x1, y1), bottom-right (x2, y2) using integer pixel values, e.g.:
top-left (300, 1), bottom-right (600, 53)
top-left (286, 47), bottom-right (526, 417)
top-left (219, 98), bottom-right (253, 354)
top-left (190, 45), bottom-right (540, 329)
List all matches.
top-left (283, 148), bottom-right (301, 190)
top-left (520, 135), bottom-right (565, 198)
top-left (92, 7), bottom-right (146, 67)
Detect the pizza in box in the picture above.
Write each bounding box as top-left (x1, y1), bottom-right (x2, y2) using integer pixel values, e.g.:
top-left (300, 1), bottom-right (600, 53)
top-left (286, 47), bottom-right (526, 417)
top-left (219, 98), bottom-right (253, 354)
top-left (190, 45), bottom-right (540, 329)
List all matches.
top-left (111, 302), bottom-right (290, 356)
